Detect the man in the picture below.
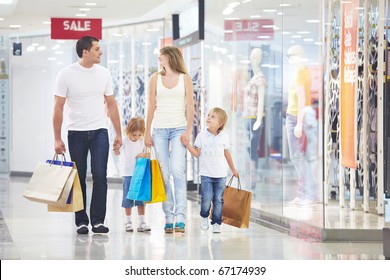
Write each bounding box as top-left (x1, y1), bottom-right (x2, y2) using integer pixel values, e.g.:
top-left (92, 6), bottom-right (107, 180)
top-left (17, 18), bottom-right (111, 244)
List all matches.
top-left (53, 36), bottom-right (122, 234)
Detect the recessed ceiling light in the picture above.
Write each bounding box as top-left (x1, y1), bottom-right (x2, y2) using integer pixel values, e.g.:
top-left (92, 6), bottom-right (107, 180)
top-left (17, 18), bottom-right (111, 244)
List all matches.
top-left (76, 13), bottom-right (87, 17)
top-left (42, 21), bottom-right (51, 25)
top-left (9, 24), bottom-right (21, 28)
top-left (85, 2), bottom-right (97, 6)
top-left (79, 8), bottom-right (91, 11)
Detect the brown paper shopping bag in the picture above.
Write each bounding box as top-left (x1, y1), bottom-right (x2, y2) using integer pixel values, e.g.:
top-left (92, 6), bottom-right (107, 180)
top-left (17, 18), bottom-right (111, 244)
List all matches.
top-left (48, 163), bottom-right (84, 212)
top-left (221, 176), bottom-right (252, 228)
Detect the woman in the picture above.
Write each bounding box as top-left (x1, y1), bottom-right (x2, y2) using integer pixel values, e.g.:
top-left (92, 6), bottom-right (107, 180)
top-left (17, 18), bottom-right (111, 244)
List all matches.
top-left (145, 46), bottom-right (194, 233)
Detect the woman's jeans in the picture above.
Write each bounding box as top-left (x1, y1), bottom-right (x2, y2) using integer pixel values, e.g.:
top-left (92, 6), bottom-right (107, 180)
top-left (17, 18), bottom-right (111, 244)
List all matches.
top-left (286, 108), bottom-right (319, 201)
top-left (153, 127), bottom-right (187, 224)
top-left (200, 176), bottom-right (226, 225)
top-left (68, 128), bottom-right (109, 227)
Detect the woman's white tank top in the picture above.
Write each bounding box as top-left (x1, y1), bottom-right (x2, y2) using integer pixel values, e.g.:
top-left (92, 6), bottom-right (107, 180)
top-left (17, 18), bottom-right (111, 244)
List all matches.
top-left (153, 73), bottom-right (187, 128)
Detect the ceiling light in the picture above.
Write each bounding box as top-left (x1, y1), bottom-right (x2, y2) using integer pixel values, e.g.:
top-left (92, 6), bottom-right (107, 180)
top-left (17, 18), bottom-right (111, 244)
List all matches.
top-left (37, 46), bottom-right (46, 51)
top-left (26, 45), bottom-right (35, 52)
top-left (222, 7), bottom-right (234, 15)
top-left (228, 2), bottom-right (240, 9)
top-left (79, 8), bottom-right (91, 11)
top-left (0, 0), bottom-right (14, 4)
top-left (250, 15), bottom-right (261, 18)
top-left (85, 2), bottom-right (97, 6)
top-left (52, 44), bottom-right (61, 50)
top-left (9, 24), bottom-right (21, 29)
top-left (76, 13), bottom-right (87, 17)
top-left (306, 19), bottom-right (320, 23)
top-left (146, 28), bottom-right (159, 32)
top-left (280, 3), bottom-right (292, 7)
top-left (42, 21), bottom-right (51, 25)
top-left (0, 18), bottom-right (4, 21)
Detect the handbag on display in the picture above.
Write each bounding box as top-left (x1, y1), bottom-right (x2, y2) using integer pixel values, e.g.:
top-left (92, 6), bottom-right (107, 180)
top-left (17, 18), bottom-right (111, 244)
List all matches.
top-left (23, 154), bottom-right (75, 206)
top-left (147, 149), bottom-right (166, 203)
top-left (47, 161), bottom-right (84, 212)
top-left (221, 176), bottom-right (252, 228)
top-left (127, 157), bottom-right (152, 202)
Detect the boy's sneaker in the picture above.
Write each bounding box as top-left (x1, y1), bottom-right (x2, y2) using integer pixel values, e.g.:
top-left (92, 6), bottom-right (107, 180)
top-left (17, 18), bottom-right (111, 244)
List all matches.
top-left (200, 217), bottom-right (209, 230)
top-left (76, 224), bottom-right (89, 234)
top-left (164, 223), bottom-right (174, 234)
top-left (92, 223), bottom-right (109, 234)
top-left (125, 222), bottom-right (133, 232)
top-left (174, 222), bottom-right (185, 233)
top-left (137, 222), bottom-right (151, 232)
top-left (212, 223), bottom-right (221, 233)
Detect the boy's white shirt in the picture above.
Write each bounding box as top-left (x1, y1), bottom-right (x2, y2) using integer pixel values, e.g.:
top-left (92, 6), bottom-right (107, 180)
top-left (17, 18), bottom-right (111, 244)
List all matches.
top-left (193, 129), bottom-right (230, 178)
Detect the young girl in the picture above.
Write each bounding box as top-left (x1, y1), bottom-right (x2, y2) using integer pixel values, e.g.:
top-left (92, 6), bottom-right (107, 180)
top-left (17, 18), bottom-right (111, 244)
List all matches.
top-left (114, 117), bottom-right (151, 232)
top-left (182, 107), bottom-right (239, 233)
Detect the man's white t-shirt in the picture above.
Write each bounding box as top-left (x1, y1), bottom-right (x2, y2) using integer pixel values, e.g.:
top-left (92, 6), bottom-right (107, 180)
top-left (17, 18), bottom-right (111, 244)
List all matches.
top-left (54, 62), bottom-right (113, 131)
top-left (194, 130), bottom-right (230, 178)
top-left (119, 138), bottom-right (145, 177)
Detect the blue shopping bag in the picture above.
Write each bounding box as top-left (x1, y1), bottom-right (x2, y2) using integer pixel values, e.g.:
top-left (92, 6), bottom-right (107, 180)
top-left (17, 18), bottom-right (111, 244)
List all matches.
top-left (46, 157), bottom-right (74, 204)
top-left (127, 158), bottom-right (152, 202)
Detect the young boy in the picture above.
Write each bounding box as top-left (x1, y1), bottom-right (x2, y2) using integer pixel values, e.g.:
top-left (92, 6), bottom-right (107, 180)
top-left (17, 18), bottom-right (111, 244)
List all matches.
top-left (181, 107), bottom-right (239, 233)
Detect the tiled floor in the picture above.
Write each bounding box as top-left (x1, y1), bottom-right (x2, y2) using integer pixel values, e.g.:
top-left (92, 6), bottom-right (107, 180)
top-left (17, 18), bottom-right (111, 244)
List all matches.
top-left (0, 175), bottom-right (387, 260)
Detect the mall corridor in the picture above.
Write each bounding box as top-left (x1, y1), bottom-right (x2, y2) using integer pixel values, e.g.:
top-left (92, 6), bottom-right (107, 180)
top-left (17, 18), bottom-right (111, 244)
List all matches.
top-left (0, 175), bottom-right (385, 260)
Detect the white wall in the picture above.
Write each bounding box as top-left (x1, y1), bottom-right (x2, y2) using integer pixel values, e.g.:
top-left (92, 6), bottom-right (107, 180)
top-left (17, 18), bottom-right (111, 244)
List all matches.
top-left (10, 41), bottom-right (73, 172)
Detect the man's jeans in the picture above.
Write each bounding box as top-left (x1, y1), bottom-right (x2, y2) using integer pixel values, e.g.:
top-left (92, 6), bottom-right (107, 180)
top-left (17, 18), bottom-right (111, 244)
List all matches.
top-left (200, 176), bottom-right (226, 225)
top-left (68, 128), bottom-right (109, 227)
top-left (286, 107), bottom-right (319, 201)
top-left (153, 127), bottom-right (187, 224)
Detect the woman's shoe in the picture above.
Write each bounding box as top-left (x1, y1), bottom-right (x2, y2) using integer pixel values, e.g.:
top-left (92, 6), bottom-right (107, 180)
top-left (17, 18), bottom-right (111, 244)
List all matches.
top-left (174, 222), bottom-right (185, 233)
top-left (164, 223), bottom-right (173, 234)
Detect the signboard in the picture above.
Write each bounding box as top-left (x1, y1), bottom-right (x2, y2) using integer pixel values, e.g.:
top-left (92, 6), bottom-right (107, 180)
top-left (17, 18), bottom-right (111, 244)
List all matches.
top-left (51, 18), bottom-right (102, 40)
top-left (340, 0), bottom-right (358, 168)
top-left (224, 19), bottom-right (274, 41)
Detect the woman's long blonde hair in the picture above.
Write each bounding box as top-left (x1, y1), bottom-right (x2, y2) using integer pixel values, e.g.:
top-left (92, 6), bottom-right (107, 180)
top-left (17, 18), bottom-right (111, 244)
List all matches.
top-left (159, 46), bottom-right (188, 75)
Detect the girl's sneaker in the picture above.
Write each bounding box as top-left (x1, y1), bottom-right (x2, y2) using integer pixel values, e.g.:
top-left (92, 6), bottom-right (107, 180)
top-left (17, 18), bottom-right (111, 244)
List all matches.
top-left (164, 223), bottom-right (174, 234)
top-left (125, 222), bottom-right (133, 232)
top-left (174, 222), bottom-right (185, 233)
top-left (137, 222), bottom-right (151, 232)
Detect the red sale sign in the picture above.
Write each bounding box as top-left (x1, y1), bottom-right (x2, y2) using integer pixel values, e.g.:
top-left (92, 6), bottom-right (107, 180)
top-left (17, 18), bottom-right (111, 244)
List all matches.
top-left (51, 18), bottom-right (102, 40)
top-left (224, 19), bottom-right (274, 41)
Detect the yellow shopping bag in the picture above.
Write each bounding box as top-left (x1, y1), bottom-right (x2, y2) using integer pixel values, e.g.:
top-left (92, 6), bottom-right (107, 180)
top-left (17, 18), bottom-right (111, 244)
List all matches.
top-left (147, 158), bottom-right (166, 203)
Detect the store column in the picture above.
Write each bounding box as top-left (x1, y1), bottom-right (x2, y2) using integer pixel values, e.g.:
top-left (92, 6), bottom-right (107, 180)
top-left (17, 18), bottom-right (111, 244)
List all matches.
top-left (0, 35), bottom-right (9, 174)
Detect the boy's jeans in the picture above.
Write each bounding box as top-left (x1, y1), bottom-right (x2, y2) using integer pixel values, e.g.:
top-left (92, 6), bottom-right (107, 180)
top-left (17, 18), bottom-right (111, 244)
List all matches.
top-left (200, 176), bottom-right (226, 225)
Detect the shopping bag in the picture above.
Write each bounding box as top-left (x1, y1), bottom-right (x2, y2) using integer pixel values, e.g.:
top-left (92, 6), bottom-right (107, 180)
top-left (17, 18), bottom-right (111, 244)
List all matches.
top-left (47, 162), bottom-right (84, 212)
top-left (221, 176), bottom-right (252, 228)
top-left (45, 158), bottom-right (74, 204)
top-left (147, 158), bottom-right (166, 203)
top-left (23, 154), bottom-right (74, 206)
top-left (127, 157), bottom-right (151, 201)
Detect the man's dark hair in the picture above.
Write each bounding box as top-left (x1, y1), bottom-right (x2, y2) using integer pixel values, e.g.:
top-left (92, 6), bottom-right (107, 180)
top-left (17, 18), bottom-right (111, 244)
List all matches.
top-left (76, 36), bottom-right (99, 58)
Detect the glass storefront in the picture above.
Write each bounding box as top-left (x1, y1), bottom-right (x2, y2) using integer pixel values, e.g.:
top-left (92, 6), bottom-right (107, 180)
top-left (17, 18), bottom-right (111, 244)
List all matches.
top-left (6, 0), bottom-right (389, 239)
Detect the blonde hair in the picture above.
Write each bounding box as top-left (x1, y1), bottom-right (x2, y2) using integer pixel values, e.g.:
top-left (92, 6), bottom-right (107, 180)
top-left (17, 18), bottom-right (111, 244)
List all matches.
top-left (210, 107), bottom-right (228, 133)
top-left (125, 117), bottom-right (145, 137)
top-left (159, 46), bottom-right (188, 75)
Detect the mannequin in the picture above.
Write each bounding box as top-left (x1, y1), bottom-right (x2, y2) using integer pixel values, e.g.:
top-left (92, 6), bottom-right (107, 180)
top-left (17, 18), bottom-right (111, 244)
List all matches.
top-left (285, 45), bottom-right (319, 206)
top-left (242, 48), bottom-right (266, 193)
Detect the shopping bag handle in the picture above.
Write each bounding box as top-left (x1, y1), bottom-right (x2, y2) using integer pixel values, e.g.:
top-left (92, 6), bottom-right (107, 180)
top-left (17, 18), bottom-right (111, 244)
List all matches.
top-left (51, 153), bottom-right (67, 167)
top-left (226, 175), bottom-right (241, 190)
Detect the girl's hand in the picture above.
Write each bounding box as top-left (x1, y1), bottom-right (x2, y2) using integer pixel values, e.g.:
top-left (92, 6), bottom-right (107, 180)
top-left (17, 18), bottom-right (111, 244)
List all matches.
top-left (232, 170), bottom-right (239, 178)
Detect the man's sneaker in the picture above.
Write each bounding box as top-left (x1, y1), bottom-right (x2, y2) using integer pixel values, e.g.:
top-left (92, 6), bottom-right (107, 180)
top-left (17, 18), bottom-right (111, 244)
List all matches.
top-left (164, 223), bottom-right (174, 234)
top-left (76, 224), bottom-right (89, 234)
top-left (125, 222), bottom-right (133, 232)
top-left (200, 217), bottom-right (209, 230)
top-left (137, 222), bottom-right (151, 232)
top-left (92, 223), bottom-right (109, 234)
top-left (174, 222), bottom-right (185, 233)
top-left (212, 223), bottom-right (221, 233)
